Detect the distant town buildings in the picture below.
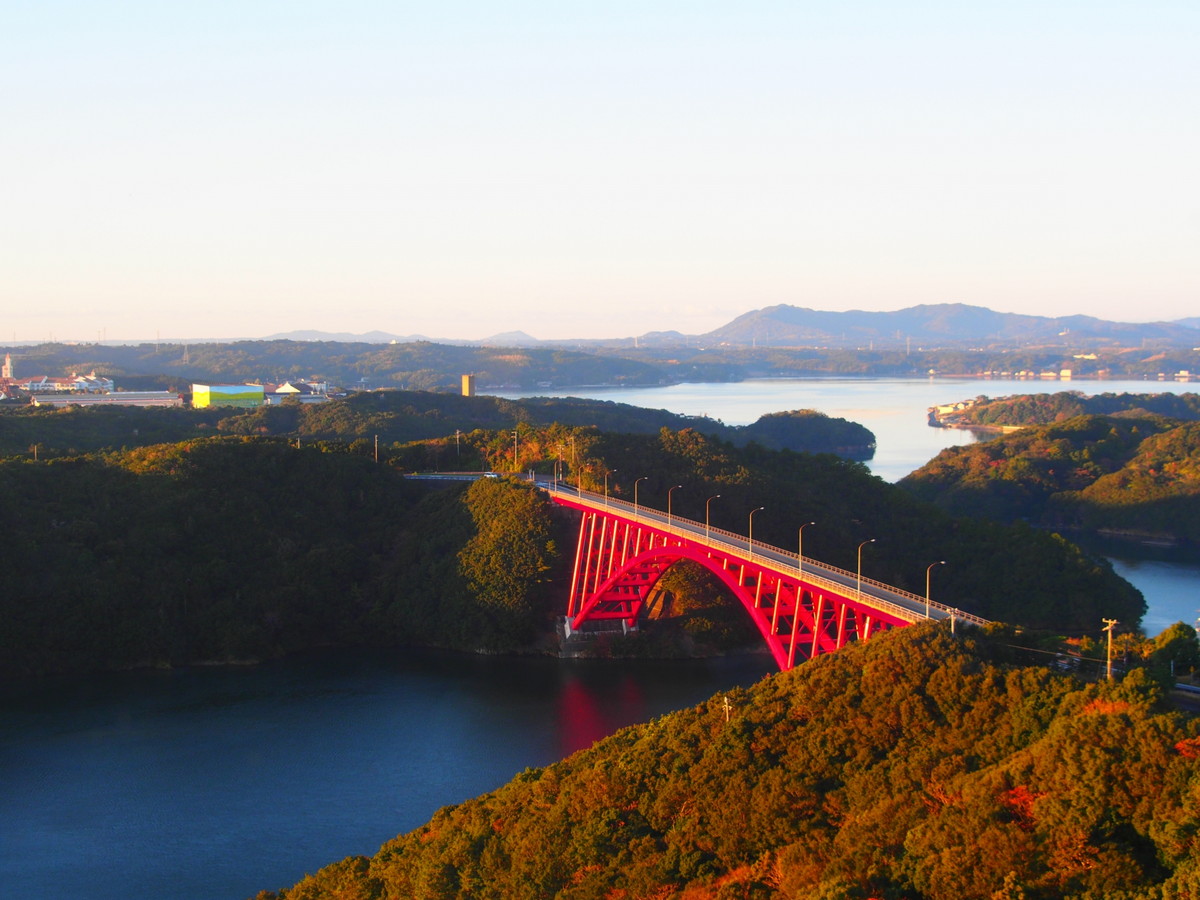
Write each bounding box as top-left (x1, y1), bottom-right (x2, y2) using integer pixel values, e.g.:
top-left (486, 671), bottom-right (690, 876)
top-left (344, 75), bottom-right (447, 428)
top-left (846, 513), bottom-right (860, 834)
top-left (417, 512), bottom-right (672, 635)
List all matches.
top-left (1, 354), bottom-right (123, 399)
top-left (2, 356), bottom-right (178, 405)
top-left (1, 353), bottom-right (335, 408)
top-left (264, 381), bottom-right (329, 404)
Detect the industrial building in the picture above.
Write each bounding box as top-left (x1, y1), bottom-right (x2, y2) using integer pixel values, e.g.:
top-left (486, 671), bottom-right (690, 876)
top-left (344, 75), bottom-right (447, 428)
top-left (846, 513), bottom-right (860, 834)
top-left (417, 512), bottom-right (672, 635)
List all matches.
top-left (191, 384), bottom-right (265, 408)
top-left (31, 392), bottom-right (182, 408)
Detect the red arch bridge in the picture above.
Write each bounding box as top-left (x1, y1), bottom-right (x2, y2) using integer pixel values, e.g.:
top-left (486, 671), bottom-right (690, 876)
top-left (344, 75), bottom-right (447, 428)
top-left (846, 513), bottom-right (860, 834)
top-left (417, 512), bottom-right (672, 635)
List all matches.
top-left (543, 481), bottom-right (989, 672)
top-left (410, 474), bottom-right (990, 672)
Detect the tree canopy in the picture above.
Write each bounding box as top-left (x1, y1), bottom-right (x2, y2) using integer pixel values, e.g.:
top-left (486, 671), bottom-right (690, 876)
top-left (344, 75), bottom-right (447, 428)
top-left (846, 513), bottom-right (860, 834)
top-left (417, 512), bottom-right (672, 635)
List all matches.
top-left (0, 389), bottom-right (875, 460)
top-left (0, 439), bottom-right (564, 678)
top-left (902, 414), bottom-right (1200, 546)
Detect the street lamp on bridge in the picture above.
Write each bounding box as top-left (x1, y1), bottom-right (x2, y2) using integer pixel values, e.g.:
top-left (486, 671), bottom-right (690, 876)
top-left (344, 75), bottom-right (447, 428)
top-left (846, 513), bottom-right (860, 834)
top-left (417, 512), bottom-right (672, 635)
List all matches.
top-left (667, 485), bottom-right (683, 528)
top-left (925, 560), bottom-right (946, 618)
top-left (748, 506), bottom-right (765, 559)
top-left (797, 521), bottom-right (815, 582)
top-left (633, 476), bottom-right (647, 518)
top-left (856, 538), bottom-right (876, 603)
top-left (705, 494), bottom-right (721, 541)
top-left (604, 469), bottom-right (617, 507)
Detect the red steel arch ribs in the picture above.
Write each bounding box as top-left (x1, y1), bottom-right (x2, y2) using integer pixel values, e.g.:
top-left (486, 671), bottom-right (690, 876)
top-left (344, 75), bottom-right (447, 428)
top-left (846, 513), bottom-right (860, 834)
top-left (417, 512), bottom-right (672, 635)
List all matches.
top-left (561, 505), bottom-right (910, 671)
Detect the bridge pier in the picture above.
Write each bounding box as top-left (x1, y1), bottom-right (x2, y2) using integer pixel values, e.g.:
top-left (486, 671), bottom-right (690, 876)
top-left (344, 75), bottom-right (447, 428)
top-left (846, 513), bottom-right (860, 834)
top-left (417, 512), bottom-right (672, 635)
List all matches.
top-left (558, 615), bottom-right (637, 659)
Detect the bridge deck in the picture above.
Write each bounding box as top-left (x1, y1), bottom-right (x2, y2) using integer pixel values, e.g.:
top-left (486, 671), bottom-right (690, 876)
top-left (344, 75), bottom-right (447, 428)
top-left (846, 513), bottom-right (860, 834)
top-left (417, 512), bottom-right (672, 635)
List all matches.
top-left (538, 480), bottom-right (990, 629)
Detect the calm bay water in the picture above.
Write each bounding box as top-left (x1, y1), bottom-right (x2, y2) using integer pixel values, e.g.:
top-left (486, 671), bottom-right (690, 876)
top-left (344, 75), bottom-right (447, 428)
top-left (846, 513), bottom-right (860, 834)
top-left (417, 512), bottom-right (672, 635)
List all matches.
top-left (1110, 557), bottom-right (1199, 635)
top-left (0, 651), bottom-right (773, 900)
top-left (498, 376), bottom-right (1198, 482)
top-left (4, 377), bottom-right (1196, 900)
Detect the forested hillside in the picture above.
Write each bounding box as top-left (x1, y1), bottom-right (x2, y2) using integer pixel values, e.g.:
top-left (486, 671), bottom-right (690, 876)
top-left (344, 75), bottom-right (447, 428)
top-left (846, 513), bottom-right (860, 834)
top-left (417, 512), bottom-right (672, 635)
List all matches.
top-left (1, 340), bottom-right (663, 391)
top-left (1050, 422), bottom-right (1200, 544)
top-left (0, 390), bottom-right (874, 459)
top-left (0, 425), bottom-right (1143, 679)
top-left (0, 441), bottom-right (562, 678)
top-left (255, 625), bottom-right (1200, 900)
top-left (939, 392), bottom-right (1200, 428)
top-left (901, 414), bottom-right (1200, 545)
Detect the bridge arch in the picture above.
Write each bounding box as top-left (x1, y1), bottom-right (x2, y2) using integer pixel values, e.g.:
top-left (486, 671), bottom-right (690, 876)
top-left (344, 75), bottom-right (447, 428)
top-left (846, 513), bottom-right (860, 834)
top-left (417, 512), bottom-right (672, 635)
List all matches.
top-left (562, 505), bottom-right (911, 670)
top-left (573, 543), bottom-right (755, 621)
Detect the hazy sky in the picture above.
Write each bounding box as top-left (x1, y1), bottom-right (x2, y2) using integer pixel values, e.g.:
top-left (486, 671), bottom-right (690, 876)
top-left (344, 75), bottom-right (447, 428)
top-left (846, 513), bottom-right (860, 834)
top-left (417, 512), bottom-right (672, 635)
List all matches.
top-left (3, 1), bottom-right (1196, 342)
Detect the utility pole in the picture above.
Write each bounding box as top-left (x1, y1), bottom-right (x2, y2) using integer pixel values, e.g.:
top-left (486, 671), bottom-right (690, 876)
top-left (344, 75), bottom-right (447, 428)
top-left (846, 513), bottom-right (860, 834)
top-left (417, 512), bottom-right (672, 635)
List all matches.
top-left (1102, 618), bottom-right (1119, 681)
top-left (374, 434), bottom-right (379, 464)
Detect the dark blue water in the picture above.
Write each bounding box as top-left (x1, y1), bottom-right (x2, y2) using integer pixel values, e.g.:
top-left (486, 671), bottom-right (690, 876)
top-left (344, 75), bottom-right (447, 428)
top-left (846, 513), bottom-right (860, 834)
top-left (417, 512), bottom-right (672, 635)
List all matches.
top-left (1110, 557), bottom-right (1199, 635)
top-left (0, 650), bottom-right (773, 900)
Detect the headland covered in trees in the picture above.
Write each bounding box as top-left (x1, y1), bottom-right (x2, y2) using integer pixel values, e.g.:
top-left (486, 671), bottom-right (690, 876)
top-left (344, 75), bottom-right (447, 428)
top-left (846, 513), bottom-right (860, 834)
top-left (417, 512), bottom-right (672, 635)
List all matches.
top-left (930, 391), bottom-right (1200, 430)
top-left (0, 389), bottom-right (875, 460)
top-left (905, 392), bottom-right (1200, 549)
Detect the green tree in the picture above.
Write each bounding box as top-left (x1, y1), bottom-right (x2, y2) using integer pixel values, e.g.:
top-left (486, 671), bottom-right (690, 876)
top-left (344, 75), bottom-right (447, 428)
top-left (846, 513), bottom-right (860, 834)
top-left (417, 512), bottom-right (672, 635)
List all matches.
top-left (457, 477), bottom-right (558, 646)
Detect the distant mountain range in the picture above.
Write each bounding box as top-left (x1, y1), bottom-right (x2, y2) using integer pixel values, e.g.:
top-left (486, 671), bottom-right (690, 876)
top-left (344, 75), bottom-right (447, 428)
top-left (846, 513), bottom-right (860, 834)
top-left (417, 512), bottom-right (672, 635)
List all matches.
top-left (699, 304), bottom-right (1200, 348)
top-left (267, 303), bottom-right (1200, 350)
top-left (262, 328), bottom-right (545, 347)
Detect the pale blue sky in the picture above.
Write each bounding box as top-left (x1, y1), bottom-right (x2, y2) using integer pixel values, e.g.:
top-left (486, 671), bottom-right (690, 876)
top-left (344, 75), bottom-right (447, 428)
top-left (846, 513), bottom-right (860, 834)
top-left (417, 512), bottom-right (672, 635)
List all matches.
top-left (2, 1), bottom-right (1196, 342)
